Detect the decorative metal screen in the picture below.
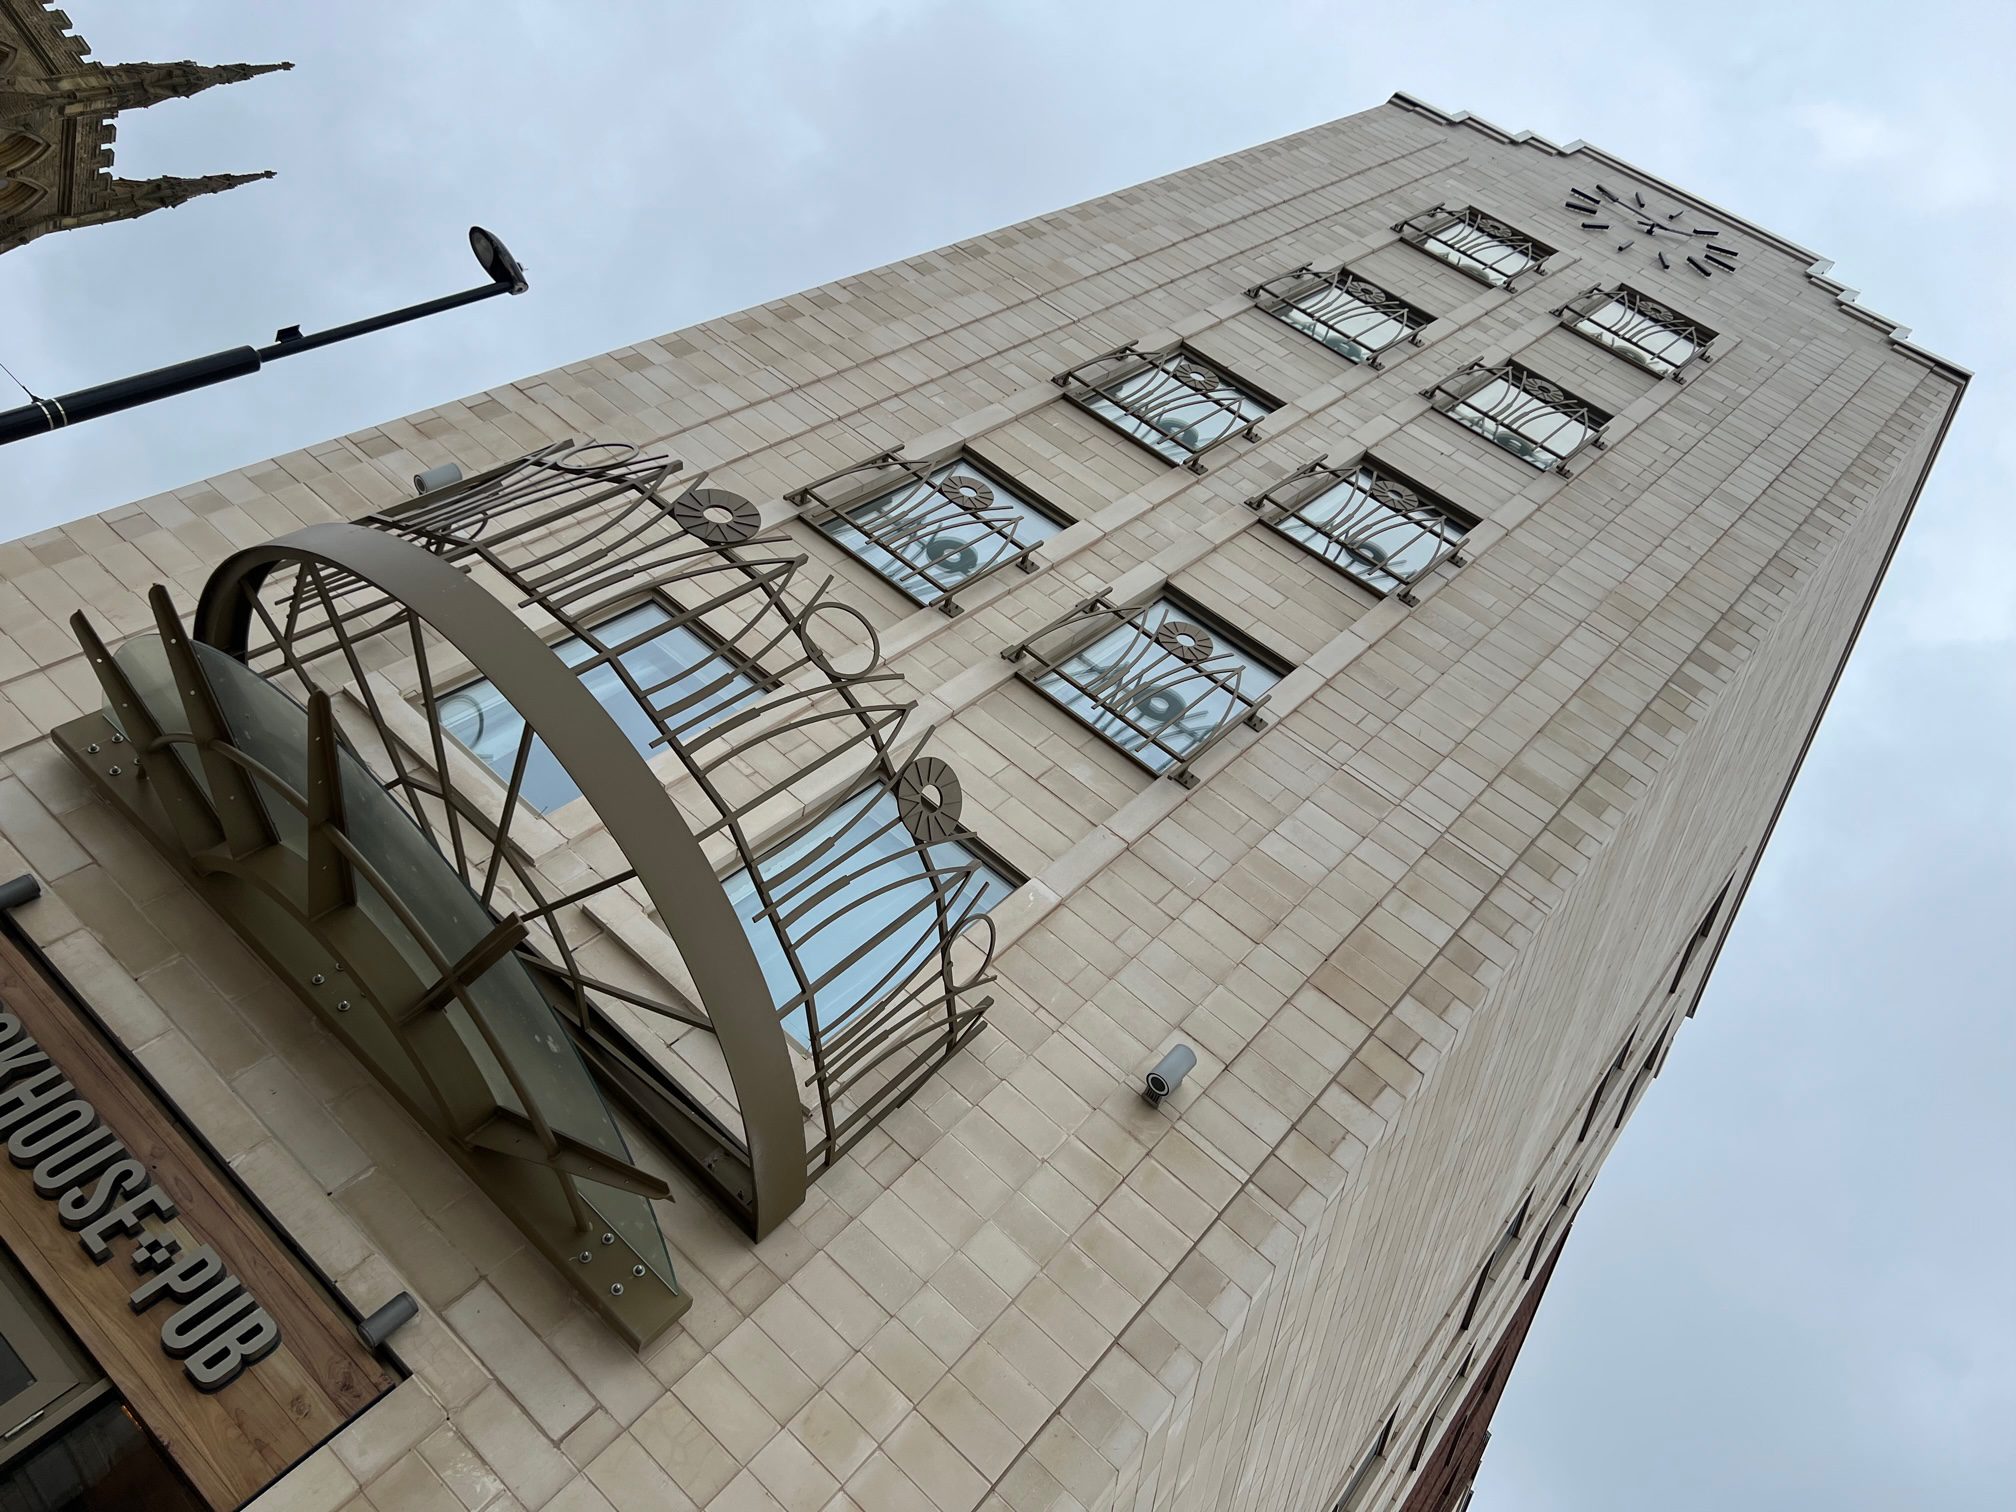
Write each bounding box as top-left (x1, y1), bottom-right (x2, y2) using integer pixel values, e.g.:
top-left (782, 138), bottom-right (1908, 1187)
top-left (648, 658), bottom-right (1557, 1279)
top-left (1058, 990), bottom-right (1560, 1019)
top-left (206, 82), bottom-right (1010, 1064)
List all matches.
top-left (1002, 591), bottom-right (1277, 785)
top-left (1246, 264), bottom-right (1431, 366)
top-left (789, 450), bottom-right (1063, 613)
top-left (118, 439), bottom-right (1012, 1243)
top-left (1395, 205), bottom-right (1554, 289)
top-left (1557, 285), bottom-right (1716, 377)
top-left (1247, 456), bottom-right (1473, 602)
top-left (1425, 362), bottom-right (1612, 473)
top-left (1056, 343), bottom-right (1274, 470)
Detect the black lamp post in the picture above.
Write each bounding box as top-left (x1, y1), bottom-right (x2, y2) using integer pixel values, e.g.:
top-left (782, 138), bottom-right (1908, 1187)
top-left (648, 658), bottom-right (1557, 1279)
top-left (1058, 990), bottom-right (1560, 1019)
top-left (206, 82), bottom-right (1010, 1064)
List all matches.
top-left (0, 227), bottom-right (527, 447)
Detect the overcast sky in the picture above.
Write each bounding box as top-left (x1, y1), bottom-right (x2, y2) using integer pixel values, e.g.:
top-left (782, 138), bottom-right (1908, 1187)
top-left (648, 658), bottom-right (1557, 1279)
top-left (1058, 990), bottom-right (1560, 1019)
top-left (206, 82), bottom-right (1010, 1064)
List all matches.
top-left (3, 3), bottom-right (2011, 1507)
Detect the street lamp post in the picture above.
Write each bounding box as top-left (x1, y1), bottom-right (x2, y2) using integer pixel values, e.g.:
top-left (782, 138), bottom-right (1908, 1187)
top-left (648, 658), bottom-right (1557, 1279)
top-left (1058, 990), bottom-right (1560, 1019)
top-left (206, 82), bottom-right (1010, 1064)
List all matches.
top-left (0, 227), bottom-right (527, 447)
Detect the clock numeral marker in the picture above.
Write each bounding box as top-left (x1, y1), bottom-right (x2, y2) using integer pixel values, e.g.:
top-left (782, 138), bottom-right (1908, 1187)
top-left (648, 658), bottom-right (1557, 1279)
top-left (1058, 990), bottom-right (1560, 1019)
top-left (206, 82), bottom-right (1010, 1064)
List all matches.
top-left (1686, 256), bottom-right (1714, 276)
top-left (1567, 202), bottom-right (1600, 214)
top-left (1658, 252), bottom-right (1672, 269)
top-left (1596, 183), bottom-right (1622, 202)
top-left (1581, 221), bottom-right (1610, 230)
top-left (1667, 210), bottom-right (1684, 220)
top-left (1634, 191), bottom-right (1647, 208)
top-left (1616, 241), bottom-right (1635, 252)
top-left (1691, 228), bottom-right (1720, 237)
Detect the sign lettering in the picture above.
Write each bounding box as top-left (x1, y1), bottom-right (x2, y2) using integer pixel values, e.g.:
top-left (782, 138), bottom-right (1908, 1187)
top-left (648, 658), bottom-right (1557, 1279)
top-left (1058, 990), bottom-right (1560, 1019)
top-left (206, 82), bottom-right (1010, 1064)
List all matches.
top-left (0, 1009), bottom-right (279, 1391)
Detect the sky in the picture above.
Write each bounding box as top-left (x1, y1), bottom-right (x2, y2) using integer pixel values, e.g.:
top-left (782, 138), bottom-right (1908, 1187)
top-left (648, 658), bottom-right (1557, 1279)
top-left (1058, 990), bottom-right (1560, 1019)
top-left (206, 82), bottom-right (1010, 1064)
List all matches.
top-left (3, 3), bottom-right (2011, 1507)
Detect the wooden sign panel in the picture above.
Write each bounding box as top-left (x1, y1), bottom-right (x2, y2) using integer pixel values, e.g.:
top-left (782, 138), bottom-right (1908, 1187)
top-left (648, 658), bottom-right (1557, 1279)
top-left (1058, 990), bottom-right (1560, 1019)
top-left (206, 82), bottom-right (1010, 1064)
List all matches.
top-left (0, 925), bottom-right (396, 1510)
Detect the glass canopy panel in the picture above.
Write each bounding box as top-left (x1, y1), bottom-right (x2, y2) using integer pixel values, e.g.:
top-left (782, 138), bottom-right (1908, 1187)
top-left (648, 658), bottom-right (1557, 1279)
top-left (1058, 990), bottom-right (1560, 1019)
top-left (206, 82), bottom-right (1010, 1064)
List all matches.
top-left (820, 461), bottom-right (1063, 604)
top-left (1031, 597), bottom-right (1280, 773)
top-left (1081, 363), bottom-right (1272, 463)
top-left (438, 600), bottom-right (762, 813)
top-left (107, 635), bottom-right (676, 1282)
top-left (722, 785), bottom-right (1016, 1048)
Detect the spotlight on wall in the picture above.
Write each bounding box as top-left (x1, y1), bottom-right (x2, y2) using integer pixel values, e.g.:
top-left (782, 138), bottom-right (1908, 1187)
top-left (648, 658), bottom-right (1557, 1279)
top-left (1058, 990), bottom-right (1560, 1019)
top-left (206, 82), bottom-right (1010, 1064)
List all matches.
top-left (413, 462), bottom-right (463, 495)
top-left (1143, 1043), bottom-right (1197, 1106)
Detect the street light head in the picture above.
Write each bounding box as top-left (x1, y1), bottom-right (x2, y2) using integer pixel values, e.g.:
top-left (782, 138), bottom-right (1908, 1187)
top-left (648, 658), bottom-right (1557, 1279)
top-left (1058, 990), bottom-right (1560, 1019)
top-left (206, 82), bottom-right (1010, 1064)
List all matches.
top-left (469, 226), bottom-right (528, 294)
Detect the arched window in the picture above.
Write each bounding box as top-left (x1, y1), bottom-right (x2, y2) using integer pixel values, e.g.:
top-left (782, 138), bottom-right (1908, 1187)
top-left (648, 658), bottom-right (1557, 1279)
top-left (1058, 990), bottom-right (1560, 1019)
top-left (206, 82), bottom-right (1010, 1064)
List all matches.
top-left (0, 131), bottom-right (49, 175)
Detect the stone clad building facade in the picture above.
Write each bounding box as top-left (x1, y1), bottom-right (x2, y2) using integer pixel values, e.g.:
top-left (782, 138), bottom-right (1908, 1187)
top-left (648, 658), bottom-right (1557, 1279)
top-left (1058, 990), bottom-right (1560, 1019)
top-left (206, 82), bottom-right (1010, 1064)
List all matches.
top-left (0, 94), bottom-right (1962, 1511)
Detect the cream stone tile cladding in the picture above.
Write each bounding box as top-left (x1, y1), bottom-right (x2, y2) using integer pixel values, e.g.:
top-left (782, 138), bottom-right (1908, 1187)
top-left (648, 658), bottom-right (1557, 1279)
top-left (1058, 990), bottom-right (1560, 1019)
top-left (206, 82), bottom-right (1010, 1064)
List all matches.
top-left (0, 93), bottom-right (1962, 1512)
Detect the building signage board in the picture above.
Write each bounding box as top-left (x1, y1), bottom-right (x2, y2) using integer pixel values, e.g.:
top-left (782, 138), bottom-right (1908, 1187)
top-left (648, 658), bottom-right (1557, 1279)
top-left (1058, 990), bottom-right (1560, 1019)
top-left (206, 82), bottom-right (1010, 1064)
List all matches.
top-left (0, 923), bottom-right (396, 1509)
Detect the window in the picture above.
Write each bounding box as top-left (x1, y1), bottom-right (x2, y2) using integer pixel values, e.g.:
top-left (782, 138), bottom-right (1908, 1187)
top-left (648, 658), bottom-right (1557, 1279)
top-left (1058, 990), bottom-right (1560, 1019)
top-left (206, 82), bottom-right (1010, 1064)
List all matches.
top-left (1578, 1035), bottom-right (1633, 1143)
top-left (723, 780), bottom-right (1018, 1047)
top-left (1670, 879), bottom-right (1732, 995)
top-left (1428, 362), bottom-right (1611, 472)
top-left (1409, 1348), bottom-right (1474, 1472)
top-left (1332, 1413), bottom-right (1395, 1511)
top-left (438, 599), bottom-right (764, 812)
top-left (1524, 1178), bottom-right (1578, 1281)
top-left (1248, 456), bottom-right (1473, 601)
top-left (1396, 205), bottom-right (1554, 289)
top-left (1004, 592), bottom-right (1282, 784)
top-left (1247, 264), bottom-right (1431, 365)
top-left (1559, 285), bottom-right (1716, 377)
top-left (1057, 343), bottom-right (1275, 469)
top-left (1459, 1194), bottom-right (1530, 1331)
top-left (1614, 1029), bottom-right (1671, 1130)
top-left (792, 452), bottom-right (1066, 611)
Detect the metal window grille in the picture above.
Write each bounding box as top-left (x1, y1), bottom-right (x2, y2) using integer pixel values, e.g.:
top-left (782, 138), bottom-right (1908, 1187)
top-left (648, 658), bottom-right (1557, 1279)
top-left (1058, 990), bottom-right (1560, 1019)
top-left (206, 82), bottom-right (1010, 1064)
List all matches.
top-left (1246, 455), bottom-right (1473, 603)
top-left (1425, 361), bottom-right (1612, 473)
top-left (1245, 264), bottom-right (1431, 367)
top-left (1056, 343), bottom-right (1274, 470)
top-left (1001, 591), bottom-right (1276, 786)
top-left (789, 450), bottom-right (1062, 613)
top-left (1558, 285), bottom-right (1716, 377)
top-left (1395, 204), bottom-right (1555, 289)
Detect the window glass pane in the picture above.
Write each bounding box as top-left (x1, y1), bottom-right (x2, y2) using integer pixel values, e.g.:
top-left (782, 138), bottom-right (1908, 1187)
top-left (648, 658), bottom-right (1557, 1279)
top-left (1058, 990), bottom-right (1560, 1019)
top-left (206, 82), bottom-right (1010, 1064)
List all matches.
top-left (0, 1334), bottom-right (33, 1406)
top-left (0, 1397), bottom-right (206, 1511)
top-left (1576, 298), bottom-right (1696, 374)
top-left (822, 461), bottom-right (1062, 603)
top-left (1449, 377), bottom-right (1598, 469)
top-left (1033, 598), bottom-right (1280, 772)
top-left (1419, 214), bottom-right (1535, 286)
top-left (1273, 285), bottom-right (1411, 363)
top-left (723, 785), bottom-right (1016, 1047)
top-left (1275, 466), bottom-right (1468, 593)
top-left (438, 601), bottom-right (762, 812)
top-left (1081, 363), bottom-right (1271, 463)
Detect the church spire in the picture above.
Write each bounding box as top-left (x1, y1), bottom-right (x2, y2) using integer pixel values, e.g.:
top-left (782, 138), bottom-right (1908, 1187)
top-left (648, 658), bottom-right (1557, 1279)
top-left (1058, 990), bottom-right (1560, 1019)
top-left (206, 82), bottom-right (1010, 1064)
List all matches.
top-left (50, 58), bottom-right (293, 118)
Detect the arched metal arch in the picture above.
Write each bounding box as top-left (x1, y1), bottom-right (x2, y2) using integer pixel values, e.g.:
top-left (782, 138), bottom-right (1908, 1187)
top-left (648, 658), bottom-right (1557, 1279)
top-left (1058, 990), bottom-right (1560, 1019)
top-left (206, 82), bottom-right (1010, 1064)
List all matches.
top-left (194, 520), bottom-right (808, 1229)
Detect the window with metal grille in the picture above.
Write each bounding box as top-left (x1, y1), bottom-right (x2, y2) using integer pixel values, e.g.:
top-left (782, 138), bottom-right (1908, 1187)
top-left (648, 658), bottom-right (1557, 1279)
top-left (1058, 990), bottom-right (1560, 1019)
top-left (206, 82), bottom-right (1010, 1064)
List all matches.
top-left (1409, 1348), bottom-right (1475, 1472)
top-left (1056, 343), bottom-right (1275, 469)
top-left (1332, 1413), bottom-right (1395, 1512)
top-left (1578, 1034), bottom-right (1634, 1143)
top-left (1246, 263), bottom-right (1432, 366)
top-left (1246, 456), bottom-right (1474, 602)
top-left (1395, 205), bottom-right (1554, 289)
top-left (790, 450), bottom-right (1067, 613)
top-left (1558, 285), bottom-right (1716, 377)
top-left (1003, 591), bottom-right (1281, 785)
top-left (1459, 1194), bottom-right (1531, 1331)
top-left (722, 780), bottom-right (1020, 1049)
top-left (1426, 361), bottom-right (1612, 472)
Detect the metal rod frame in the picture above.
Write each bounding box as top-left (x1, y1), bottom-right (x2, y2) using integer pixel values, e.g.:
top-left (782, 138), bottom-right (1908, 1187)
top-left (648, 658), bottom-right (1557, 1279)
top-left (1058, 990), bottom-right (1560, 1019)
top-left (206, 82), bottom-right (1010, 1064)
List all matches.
top-left (1245, 454), bottom-right (1475, 605)
top-left (1245, 264), bottom-right (1433, 369)
top-left (1393, 204), bottom-right (1556, 291)
top-left (1555, 284), bottom-right (1717, 379)
top-left (1423, 361), bottom-right (1613, 475)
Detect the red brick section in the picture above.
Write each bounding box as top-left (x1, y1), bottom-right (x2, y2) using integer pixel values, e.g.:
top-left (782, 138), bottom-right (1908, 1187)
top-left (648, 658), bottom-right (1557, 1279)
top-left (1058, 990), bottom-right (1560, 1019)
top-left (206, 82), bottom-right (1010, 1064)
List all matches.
top-left (1398, 1225), bottom-right (1573, 1512)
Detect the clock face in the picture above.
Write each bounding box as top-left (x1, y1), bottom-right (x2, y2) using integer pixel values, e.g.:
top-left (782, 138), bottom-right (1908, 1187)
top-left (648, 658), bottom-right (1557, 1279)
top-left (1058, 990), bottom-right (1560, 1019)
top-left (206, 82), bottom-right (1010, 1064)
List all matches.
top-left (1564, 182), bottom-right (1739, 278)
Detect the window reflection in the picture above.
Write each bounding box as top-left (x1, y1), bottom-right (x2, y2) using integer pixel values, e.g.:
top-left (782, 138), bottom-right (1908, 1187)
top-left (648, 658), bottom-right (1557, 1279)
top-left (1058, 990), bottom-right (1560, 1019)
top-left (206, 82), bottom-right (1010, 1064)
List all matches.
top-left (1078, 358), bottom-right (1273, 464)
top-left (437, 600), bottom-right (762, 812)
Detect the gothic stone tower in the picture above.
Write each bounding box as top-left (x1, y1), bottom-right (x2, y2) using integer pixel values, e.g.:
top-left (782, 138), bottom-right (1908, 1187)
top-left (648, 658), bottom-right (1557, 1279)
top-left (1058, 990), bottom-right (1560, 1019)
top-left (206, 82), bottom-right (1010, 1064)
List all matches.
top-left (0, 95), bottom-right (1963, 1512)
top-left (0, 0), bottom-right (287, 255)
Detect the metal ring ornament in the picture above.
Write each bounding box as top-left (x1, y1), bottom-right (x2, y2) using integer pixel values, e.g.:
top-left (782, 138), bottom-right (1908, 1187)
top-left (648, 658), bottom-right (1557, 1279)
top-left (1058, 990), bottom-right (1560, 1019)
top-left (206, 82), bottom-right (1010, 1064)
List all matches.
top-left (1170, 358), bottom-right (1221, 392)
top-left (552, 441), bottom-right (643, 473)
top-left (895, 755), bottom-right (963, 844)
top-left (938, 474), bottom-right (995, 510)
top-left (672, 487), bottom-right (762, 545)
top-left (1153, 620), bottom-right (1215, 665)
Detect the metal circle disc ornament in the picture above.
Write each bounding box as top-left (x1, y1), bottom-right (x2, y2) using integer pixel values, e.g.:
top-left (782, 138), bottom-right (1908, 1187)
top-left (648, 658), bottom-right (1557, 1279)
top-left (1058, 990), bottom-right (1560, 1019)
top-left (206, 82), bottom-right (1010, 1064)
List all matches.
top-left (939, 474), bottom-right (995, 510)
top-left (921, 535), bottom-right (980, 577)
top-left (1170, 358), bottom-right (1220, 392)
top-left (552, 441), bottom-right (641, 473)
top-left (1129, 686), bottom-right (1191, 726)
top-left (1152, 620), bottom-right (1214, 665)
top-left (895, 756), bottom-right (964, 844)
top-left (673, 487), bottom-right (762, 545)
